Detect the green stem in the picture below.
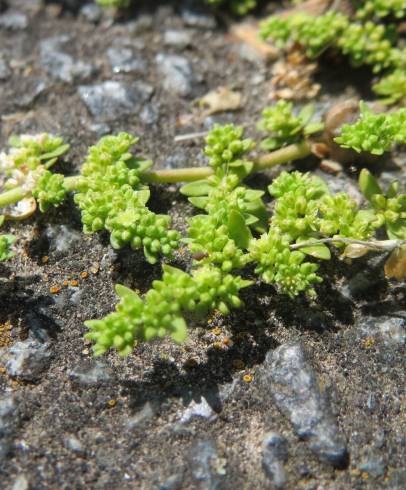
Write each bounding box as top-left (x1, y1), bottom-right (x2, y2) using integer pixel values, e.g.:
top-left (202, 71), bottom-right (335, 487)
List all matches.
top-left (0, 141), bottom-right (312, 209)
top-left (144, 141), bottom-right (312, 184)
top-left (0, 187), bottom-right (29, 208)
top-left (290, 237), bottom-right (405, 252)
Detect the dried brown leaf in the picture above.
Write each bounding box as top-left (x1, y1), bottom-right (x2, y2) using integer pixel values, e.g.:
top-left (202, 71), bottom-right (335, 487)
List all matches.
top-left (384, 245), bottom-right (406, 281)
top-left (200, 87), bottom-right (242, 116)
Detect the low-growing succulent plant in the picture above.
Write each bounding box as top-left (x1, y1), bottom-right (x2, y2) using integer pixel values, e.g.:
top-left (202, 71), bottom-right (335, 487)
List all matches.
top-left (1, 101), bottom-right (405, 356)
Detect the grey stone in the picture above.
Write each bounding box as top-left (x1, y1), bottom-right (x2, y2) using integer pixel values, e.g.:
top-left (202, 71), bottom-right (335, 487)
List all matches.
top-left (179, 396), bottom-right (217, 425)
top-left (188, 440), bottom-right (226, 489)
top-left (0, 58), bottom-right (11, 80)
top-left (69, 288), bottom-right (84, 306)
top-left (0, 11), bottom-right (28, 30)
top-left (0, 395), bottom-right (19, 461)
top-left (262, 432), bottom-right (288, 489)
top-left (46, 224), bottom-right (81, 255)
top-left (181, 8), bottom-right (216, 29)
top-left (5, 340), bottom-right (52, 382)
top-left (358, 315), bottom-right (406, 346)
top-left (159, 472), bottom-right (184, 490)
top-left (80, 3), bottom-right (102, 23)
top-left (340, 271), bottom-right (381, 301)
top-left (79, 81), bottom-right (152, 121)
top-left (107, 47), bottom-right (147, 74)
top-left (40, 35), bottom-right (93, 83)
top-left (69, 361), bottom-right (114, 387)
top-left (156, 53), bottom-right (194, 97)
top-left (140, 105), bottom-right (159, 125)
top-left (64, 436), bottom-right (85, 455)
top-left (163, 30), bottom-right (192, 49)
top-left (16, 78), bottom-right (48, 109)
top-left (359, 456), bottom-right (386, 478)
top-left (11, 475), bottom-right (29, 490)
top-left (261, 342), bottom-right (348, 467)
top-left (127, 15), bottom-right (153, 34)
top-left (126, 402), bottom-right (155, 429)
top-left (89, 122), bottom-right (111, 137)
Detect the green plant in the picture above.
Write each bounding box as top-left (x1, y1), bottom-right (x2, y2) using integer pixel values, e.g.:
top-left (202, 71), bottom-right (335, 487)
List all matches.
top-left (260, 10), bottom-right (402, 73)
top-left (0, 234), bottom-right (15, 261)
top-left (96, 0), bottom-right (130, 8)
top-left (359, 169), bottom-right (406, 239)
top-left (334, 102), bottom-right (406, 155)
top-left (257, 101), bottom-right (323, 151)
top-left (372, 69), bottom-right (406, 105)
top-left (355, 0), bottom-right (406, 20)
top-left (1, 101), bottom-right (406, 356)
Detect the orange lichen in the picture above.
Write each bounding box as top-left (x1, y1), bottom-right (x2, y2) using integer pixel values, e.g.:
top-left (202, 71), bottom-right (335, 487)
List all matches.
top-left (70, 280), bottom-right (79, 287)
top-left (107, 399), bottom-right (117, 408)
top-left (41, 256), bottom-right (49, 264)
top-left (80, 271), bottom-right (89, 279)
top-left (243, 374), bottom-right (253, 383)
top-left (50, 286), bottom-right (60, 294)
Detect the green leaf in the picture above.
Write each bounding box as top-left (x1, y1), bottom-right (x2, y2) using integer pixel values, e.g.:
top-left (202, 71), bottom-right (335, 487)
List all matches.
top-left (137, 189), bottom-right (150, 205)
top-left (387, 180), bottom-right (399, 198)
top-left (188, 196), bottom-right (209, 209)
top-left (386, 220), bottom-right (406, 239)
top-left (304, 122), bottom-right (324, 135)
top-left (228, 209), bottom-right (252, 249)
top-left (359, 169), bottom-right (382, 201)
top-left (180, 180), bottom-right (213, 197)
top-left (40, 144), bottom-right (70, 162)
top-left (115, 284), bottom-right (140, 300)
top-left (228, 160), bottom-right (254, 179)
top-left (171, 317), bottom-right (187, 343)
top-left (244, 190), bottom-right (265, 201)
top-left (144, 246), bottom-right (158, 264)
top-left (298, 103), bottom-right (315, 128)
top-left (0, 216), bottom-right (4, 227)
top-left (299, 243), bottom-right (331, 260)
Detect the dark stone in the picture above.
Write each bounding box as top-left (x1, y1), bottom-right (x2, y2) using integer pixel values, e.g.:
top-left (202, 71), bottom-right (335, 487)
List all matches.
top-left (262, 432), bottom-right (288, 489)
top-left (261, 342), bottom-right (348, 468)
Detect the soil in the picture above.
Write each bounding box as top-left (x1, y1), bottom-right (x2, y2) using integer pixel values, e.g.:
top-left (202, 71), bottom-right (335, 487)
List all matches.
top-left (0, 1), bottom-right (405, 489)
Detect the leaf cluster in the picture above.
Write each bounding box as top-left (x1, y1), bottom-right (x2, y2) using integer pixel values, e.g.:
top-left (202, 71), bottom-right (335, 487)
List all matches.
top-left (257, 101), bottom-right (323, 151)
top-left (334, 103), bottom-right (406, 155)
top-left (74, 133), bottom-right (180, 264)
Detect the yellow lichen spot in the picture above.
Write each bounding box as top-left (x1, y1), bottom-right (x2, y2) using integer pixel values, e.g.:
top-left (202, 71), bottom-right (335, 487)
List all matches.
top-left (243, 373), bottom-right (253, 383)
top-left (0, 367), bottom-right (6, 375)
top-left (80, 271), bottom-right (89, 279)
top-left (233, 359), bottom-right (245, 370)
top-left (41, 256), bottom-right (49, 264)
top-left (207, 318), bottom-right (213, 325)
top-left (361, 472), bottom-right (369, 480)
top-left (211, 326), bottom-right (221, 336)
top-left (107, 399), bottom-right (117, 408)
top-left (212, 341), bottom-right (223, 350)
top-left (362, 337), bottom-right (376, 349)
top-left (62, 280), bottom-right (69, 287)
top-left (70, 280), bottom-right (79, 287)
top-left (50, 286), bottom-right (60, 294)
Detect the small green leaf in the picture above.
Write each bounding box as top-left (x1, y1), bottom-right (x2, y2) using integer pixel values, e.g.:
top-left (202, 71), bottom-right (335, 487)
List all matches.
top-left (300, 243), bottom-right (331, 260)
top-left (304, 122), bottom-right (324, 135)
top-left (298, 103), bottom-right (315, 128)
top-left (180, 180), bottom-right (213, 197)
top-left (40, 144), bottom-right (70, 162)
top-left (143, 246), bottom-right (158, 264)
top-left (171, 317), bottom-right (187, 343)
top-left (137, 189), bottom-right (150, 205)
top-left (386, 220), bottom-right (406, 239)
top-left (359, 169), bottom-right (382, 201)
top-left (228, 209), bottom-right (252, 249)
top-left (115, 284), bottom-right (139, 300)
top-left (188, 196), bottom-right (209, 209)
